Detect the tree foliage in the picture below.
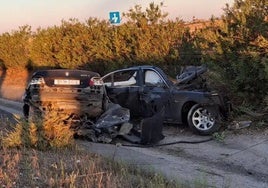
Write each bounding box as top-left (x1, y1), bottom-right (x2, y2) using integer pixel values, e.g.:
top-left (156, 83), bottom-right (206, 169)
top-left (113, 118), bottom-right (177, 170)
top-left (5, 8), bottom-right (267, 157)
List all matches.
top-left (0, 25), bottom-right (31, 69)
top-left (219, 0), bottom-right (267, 104)
top-left (192, 0), bottom-right (267, 105)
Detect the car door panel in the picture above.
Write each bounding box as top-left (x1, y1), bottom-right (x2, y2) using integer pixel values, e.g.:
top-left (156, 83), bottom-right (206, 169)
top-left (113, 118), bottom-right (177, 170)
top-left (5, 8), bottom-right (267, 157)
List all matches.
top-left (141, 69), bottom-right (175, 119)
top-left (103, 69), bottom-right (142, 117)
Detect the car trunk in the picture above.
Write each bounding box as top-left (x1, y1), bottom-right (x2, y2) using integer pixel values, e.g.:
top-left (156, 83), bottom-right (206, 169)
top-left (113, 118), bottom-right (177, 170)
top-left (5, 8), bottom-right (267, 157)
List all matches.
top-left (28, 69), bottom-right (105, 117)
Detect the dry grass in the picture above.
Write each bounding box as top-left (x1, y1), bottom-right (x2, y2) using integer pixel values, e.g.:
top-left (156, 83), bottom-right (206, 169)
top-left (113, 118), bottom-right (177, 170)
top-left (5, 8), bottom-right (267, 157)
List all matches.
top-left (0, 146), bottom-right (180, 188)
top-left (0, 114), bottom-right (181, 188)
top-left (2, 112), bottom-right (74, 150)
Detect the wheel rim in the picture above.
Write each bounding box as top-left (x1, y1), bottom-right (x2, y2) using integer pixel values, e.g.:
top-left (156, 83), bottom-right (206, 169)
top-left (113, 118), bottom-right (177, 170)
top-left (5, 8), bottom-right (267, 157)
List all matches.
top-left (191, 107), bottom-right (215, 131)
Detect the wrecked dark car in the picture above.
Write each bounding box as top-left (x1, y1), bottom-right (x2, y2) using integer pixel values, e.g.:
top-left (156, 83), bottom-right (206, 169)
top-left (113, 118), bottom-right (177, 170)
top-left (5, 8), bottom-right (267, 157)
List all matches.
top-left (22, 65), bottom-right (230, 145)
top-left (22, 69), bottom-right (107, 119)
top-left (101, 65), bottom-right (231, 135)
top-left (22, 69), bottom-right (164, 144)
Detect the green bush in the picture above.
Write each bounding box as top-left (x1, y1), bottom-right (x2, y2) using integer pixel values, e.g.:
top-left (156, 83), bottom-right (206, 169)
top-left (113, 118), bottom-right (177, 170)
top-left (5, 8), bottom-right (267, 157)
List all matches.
top-left (193, 0), bottom-right (268, 106)
top-left (0, 26), bottom-right (31, 69)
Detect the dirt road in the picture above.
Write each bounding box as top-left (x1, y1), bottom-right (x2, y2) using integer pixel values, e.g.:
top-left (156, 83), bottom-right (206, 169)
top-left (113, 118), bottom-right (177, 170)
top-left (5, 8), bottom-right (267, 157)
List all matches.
top-left (1, 98), bottom-right (268, 187)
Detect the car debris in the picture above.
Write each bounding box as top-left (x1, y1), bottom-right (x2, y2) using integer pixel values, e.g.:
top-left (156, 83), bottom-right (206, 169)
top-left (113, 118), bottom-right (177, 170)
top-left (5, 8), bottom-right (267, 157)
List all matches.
top-left (228, 120), bottom-right (252, 130)
top-left (94, 103), bottom-right (130, 129)
top-left (176, 65), bottom-right (207, 85)
top-left (75, 103), bottom-right (131, 143)
top-left (75, 102), bottom-right (165, 144)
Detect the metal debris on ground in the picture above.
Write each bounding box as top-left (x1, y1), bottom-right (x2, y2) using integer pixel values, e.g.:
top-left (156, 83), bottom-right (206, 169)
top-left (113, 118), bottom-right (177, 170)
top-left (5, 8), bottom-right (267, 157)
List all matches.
top-left (228, 121), bottom-right (252, 130)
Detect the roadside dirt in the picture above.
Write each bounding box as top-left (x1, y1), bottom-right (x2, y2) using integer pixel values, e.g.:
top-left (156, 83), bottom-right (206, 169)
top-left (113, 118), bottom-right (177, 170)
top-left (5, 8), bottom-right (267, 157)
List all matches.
top-left (0, 68), bottom-right (31, 101)
top-left (158, 126), bottom-right (268, 184)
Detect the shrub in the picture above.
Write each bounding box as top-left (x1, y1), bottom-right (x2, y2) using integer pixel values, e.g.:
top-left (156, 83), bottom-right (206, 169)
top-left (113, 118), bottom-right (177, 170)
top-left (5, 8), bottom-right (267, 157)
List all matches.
top-left (2, 112), bottom-right (74, 150)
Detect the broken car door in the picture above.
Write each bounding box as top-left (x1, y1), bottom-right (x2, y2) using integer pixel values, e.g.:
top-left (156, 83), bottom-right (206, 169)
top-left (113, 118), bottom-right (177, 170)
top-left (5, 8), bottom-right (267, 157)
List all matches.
top-left (139, 68), bottom-right (173, 119)
top-left (102, 69), bottom-right (141, 117)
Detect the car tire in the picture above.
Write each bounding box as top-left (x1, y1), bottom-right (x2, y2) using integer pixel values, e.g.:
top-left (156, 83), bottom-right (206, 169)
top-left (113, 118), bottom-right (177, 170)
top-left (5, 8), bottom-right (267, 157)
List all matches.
top-left (187, 104), bottom-right (221, 135)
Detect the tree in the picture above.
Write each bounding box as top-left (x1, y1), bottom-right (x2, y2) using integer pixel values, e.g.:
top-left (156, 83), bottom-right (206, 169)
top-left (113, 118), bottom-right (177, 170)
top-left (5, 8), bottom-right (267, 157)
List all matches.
top-left (123, 2), bottom-right (168, 27)
top-left (223, 0), bottom-right (267, 104)
top-left (121, 2), bottom-right (185, 69)
top-left (31, 19), bottom-right (92, 69)
top-left (0, 25), bottom-right (32, 69)
top-left (199, 0), bottom-right (268, 105)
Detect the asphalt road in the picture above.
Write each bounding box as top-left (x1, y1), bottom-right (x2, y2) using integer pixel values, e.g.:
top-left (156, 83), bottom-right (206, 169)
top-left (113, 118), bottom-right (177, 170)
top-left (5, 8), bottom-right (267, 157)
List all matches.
top-left (1, 98), bottom-right (268, 188)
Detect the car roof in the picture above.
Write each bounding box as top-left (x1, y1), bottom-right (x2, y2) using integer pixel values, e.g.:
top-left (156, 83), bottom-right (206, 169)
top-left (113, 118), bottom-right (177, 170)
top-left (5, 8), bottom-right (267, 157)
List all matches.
top-left (107, 65), bottom-right (161, 72)
top-left (33, 69), bottom-right (97, 73)
top-left (125, 65), bottom-right (156, 69)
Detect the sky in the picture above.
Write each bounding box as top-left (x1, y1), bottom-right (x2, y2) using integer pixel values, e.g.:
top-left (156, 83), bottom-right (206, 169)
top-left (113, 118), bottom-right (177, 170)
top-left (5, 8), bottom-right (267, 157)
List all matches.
top-left (0, 0), bottom-right (234, 33)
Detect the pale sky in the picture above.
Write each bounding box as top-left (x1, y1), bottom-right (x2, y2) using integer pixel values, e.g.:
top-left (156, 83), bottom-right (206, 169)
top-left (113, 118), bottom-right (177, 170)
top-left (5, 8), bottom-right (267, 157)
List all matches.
top-left (0, 0), bottom-right (234, 33)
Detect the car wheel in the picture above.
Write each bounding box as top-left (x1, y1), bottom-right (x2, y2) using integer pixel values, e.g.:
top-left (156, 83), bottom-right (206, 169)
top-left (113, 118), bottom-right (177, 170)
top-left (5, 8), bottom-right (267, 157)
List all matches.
top-left (187, 104), bottom-right (220, 135)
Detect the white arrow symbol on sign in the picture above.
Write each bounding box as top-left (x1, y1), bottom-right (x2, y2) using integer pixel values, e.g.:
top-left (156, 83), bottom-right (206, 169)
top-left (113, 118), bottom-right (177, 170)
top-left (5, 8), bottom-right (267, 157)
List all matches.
top-left (112, 13), bottom-right (118, 23)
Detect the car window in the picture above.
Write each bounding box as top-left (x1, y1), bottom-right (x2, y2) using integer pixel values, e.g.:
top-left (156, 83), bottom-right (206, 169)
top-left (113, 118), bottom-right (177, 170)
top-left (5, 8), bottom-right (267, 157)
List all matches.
top-left (103, 70), bottom-right (137, 87)
top-left (144, 70), bottom-right (164, 87)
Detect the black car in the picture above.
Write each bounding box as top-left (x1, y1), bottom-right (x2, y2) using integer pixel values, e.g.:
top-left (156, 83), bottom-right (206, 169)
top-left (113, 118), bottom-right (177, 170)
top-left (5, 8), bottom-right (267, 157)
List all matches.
top-left (101, 65), bottom-right (231, 135)
top-left (23, 69), bottom-right (107, 119)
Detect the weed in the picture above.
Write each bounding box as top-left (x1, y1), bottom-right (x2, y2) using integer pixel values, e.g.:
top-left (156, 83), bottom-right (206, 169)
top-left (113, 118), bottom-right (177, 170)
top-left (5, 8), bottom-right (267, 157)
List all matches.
top-left (212, 131), bottom-right (226, 142)
top-left (2, 111), bottom-right (74, 150)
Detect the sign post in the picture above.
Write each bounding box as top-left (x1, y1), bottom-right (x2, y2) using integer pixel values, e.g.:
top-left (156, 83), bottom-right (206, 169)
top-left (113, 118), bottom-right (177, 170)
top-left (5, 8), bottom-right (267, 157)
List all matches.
top-left (109, 12), bottom-right (120, 24)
